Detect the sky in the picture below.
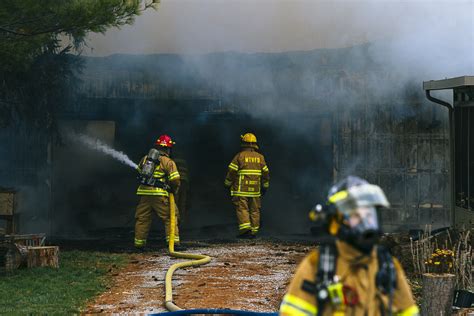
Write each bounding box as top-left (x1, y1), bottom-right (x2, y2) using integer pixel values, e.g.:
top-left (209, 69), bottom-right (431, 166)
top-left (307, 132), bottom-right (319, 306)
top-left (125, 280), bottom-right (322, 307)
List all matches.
top-left (85, 0), bottom-right (474, 56)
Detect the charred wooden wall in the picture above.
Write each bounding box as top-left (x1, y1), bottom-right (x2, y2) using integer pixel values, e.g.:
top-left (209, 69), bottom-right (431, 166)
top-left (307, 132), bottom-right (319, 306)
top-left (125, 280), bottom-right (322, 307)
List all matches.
top-left (67, 48), bottom-right (450, 234)
top-left (0, 46), bottom-right (451, 238)
top-left (335, 99), bottom-right (450, 231)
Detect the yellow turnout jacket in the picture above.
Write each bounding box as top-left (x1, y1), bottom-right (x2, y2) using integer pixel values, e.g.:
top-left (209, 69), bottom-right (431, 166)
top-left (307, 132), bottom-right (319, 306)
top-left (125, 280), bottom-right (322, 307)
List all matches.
top-left (280, 240), bottom-right (419, 316)
top-left (224, 147), bottom-right (270, 197)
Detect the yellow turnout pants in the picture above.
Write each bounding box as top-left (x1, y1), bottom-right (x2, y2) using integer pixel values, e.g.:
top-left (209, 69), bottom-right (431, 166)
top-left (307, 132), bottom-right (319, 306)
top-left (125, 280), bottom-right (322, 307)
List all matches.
top-left (232, 196), bottom-right (261, 235)
top-left (134, 195), bottom-right (180, 247)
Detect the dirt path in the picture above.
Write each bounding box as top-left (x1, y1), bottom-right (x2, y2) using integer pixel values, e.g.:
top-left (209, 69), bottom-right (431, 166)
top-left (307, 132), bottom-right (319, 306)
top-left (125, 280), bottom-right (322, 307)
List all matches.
top-left (84, 240), bottom-right (311, 314)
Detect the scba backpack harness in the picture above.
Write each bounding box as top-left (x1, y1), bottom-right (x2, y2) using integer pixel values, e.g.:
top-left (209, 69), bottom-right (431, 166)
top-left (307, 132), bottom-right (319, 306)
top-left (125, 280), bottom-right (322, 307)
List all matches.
top-left (138, 148), bottom-right (172, 191)
top-left (301, 242), bottom-right (397, 316)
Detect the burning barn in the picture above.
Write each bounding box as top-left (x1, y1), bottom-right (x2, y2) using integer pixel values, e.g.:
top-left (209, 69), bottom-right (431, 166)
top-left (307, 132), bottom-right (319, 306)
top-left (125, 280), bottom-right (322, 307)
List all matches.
top-left (2, 45), bottom-right (449, 240)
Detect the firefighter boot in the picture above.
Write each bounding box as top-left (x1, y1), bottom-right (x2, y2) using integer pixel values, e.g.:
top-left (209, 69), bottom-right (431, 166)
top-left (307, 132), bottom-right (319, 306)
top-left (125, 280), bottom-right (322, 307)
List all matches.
top-left (237, 230), bottom-right (253, 239)
top-left (134, 243), bottom-right (149, 253)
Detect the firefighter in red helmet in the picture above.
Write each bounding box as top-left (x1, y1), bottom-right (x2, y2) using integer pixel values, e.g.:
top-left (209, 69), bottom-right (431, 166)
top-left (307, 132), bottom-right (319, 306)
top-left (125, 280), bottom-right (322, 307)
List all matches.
top-left (134, 135), bottom-right (181, 250)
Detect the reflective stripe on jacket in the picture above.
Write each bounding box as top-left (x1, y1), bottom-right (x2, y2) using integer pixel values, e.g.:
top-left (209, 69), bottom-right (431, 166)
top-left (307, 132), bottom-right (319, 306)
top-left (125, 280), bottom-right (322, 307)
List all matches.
top-left (136, 152), bottom-right (180, 196)
top-left (224, 148), bottom-right (270, 197)
top-left (280, 293), bottom-right (317, 316)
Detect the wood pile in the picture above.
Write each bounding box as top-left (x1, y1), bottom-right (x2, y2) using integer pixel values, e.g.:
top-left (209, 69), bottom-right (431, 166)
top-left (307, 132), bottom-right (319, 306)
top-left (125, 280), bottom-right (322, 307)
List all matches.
top-left (27, 246), bottom-right (59, 268)
top-left (1, 236), bottom-right (59, 272)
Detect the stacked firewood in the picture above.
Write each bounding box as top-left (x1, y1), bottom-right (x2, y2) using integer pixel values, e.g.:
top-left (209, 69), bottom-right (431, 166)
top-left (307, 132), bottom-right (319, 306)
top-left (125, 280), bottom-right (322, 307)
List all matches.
top-left (0, 235), bottom-right (59, 273)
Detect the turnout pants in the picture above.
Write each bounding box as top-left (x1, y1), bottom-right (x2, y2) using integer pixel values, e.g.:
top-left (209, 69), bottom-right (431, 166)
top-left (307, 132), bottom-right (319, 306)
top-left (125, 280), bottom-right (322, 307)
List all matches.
top-left (134, 195), bottom-right (180, 247)
top-left (232, 196), bottom-right (261, 235)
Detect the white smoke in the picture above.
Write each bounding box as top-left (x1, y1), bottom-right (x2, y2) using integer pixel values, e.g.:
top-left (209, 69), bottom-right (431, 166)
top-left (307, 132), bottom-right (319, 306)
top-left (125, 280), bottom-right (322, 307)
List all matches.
top-left (70, 133), bottom-right (138, 169)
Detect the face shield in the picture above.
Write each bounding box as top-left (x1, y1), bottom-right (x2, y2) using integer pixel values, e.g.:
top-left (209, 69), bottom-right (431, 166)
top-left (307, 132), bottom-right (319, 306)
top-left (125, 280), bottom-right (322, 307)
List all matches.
top-left (344, 205), bottom-right (379, 234)
top-left (329, 183), bottom-right (390, 252)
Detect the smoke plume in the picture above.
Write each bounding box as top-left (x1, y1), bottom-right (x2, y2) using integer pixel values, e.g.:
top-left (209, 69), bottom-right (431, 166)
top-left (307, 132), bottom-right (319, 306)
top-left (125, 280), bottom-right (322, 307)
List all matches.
top-left (51, 0), bottom-right (473, 237)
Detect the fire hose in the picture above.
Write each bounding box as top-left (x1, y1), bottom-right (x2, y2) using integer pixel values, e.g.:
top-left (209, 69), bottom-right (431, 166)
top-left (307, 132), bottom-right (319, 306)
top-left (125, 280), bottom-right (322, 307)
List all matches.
top-left (162, 194), bottom-right (278, 315)
top-left (164, 193), bottom-right (212, 311)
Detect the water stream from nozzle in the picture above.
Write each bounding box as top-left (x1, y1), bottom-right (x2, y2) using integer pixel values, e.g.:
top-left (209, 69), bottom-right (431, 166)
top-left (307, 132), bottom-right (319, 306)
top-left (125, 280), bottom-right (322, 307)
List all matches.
top-left (69, 133), bottom-right (138, 169)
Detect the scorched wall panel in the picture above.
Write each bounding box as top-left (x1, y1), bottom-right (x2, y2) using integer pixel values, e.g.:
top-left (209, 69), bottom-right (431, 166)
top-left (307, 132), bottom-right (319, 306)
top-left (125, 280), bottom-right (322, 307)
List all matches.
top-left (335, 101), bottom-right (450, 232)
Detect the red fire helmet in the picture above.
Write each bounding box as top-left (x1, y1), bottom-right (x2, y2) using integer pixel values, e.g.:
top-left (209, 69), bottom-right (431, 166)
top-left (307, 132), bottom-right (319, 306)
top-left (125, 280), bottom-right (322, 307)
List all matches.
top-left (155, 134), bottom-right (175, 148)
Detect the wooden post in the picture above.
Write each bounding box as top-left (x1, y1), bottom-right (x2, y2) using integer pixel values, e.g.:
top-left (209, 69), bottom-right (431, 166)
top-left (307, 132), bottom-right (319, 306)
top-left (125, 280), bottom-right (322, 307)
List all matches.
top-left (0, 190), bottom-right (17, 234)
top-left (27, 246), bottom-right (59, 268)
top-left (422, 273), bottom-right (455, 316)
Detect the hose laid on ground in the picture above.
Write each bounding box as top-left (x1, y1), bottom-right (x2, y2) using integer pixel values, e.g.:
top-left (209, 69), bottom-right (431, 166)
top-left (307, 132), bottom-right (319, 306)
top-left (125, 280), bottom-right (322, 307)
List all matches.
top-left (164, 193), bottom-right (212, 311)
top-left (152, 309), bottom-right (278, 315)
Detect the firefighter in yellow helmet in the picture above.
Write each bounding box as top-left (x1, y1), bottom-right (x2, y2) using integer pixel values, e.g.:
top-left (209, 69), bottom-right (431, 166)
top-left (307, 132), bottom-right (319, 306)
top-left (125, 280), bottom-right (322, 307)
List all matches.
top-left (134, 135), bottom-right (180, 250)
top-left (280, 176), bottom-right (419, 316)
top-left (224, 133), bottom-right (270, 238)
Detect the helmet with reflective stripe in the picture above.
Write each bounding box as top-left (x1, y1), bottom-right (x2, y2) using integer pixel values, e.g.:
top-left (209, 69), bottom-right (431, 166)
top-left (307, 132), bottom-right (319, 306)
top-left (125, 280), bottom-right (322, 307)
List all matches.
top-left (327, 176), bottom-right (390, 253)
top-left (328, 176), bottom-right (390, 213)
top-left (241, 133), bottom-right (258, 149)
top-left (311, 176), bottom-right (390, 253)
top-left (155, 135), bottom-right (175, 148)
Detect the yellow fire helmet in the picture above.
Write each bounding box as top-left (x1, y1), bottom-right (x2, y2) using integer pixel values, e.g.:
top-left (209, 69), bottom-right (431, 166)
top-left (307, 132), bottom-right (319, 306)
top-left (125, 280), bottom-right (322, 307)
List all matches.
top-left (241, 133), bottom-right (258, 149)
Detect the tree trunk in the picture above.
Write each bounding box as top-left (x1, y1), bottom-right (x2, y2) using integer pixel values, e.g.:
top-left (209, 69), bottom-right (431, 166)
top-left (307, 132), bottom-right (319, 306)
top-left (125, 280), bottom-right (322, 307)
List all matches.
top-left (422, 273), bottom-right (455, 316)
top-left (27, 246), bottom-right (59, 268)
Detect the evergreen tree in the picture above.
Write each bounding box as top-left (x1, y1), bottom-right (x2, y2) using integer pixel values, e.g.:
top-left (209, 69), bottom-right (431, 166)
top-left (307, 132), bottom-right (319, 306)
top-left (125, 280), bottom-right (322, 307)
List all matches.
top-left (0, 0), bottom-right (157, 129)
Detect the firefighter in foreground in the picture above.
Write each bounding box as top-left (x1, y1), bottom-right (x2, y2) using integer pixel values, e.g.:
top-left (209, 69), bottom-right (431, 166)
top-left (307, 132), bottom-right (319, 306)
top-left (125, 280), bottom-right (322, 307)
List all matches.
top-left (279, 176), bottom-right (419, 316)
top-left (224, 133), bottom-right (270, 238)
top-left (134, 135), bottom-right (180, 250)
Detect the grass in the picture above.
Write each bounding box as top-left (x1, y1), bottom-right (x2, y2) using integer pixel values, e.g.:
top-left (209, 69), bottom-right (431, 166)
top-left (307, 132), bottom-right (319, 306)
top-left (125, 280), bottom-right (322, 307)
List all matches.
top-left (407, 276), bottom-right (422, 306)
top-left (0, 250), bottom-right (130, 314)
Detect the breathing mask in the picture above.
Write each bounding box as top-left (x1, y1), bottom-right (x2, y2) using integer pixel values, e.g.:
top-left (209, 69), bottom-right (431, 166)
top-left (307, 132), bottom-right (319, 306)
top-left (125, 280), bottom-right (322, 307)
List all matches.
top-left (312, 176), bottom-right (390, 253)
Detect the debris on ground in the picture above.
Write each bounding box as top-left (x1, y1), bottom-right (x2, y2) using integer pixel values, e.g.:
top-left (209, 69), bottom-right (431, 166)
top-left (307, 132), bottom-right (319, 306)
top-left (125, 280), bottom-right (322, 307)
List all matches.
top-left (84, 240), bottom-right (311, 314)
